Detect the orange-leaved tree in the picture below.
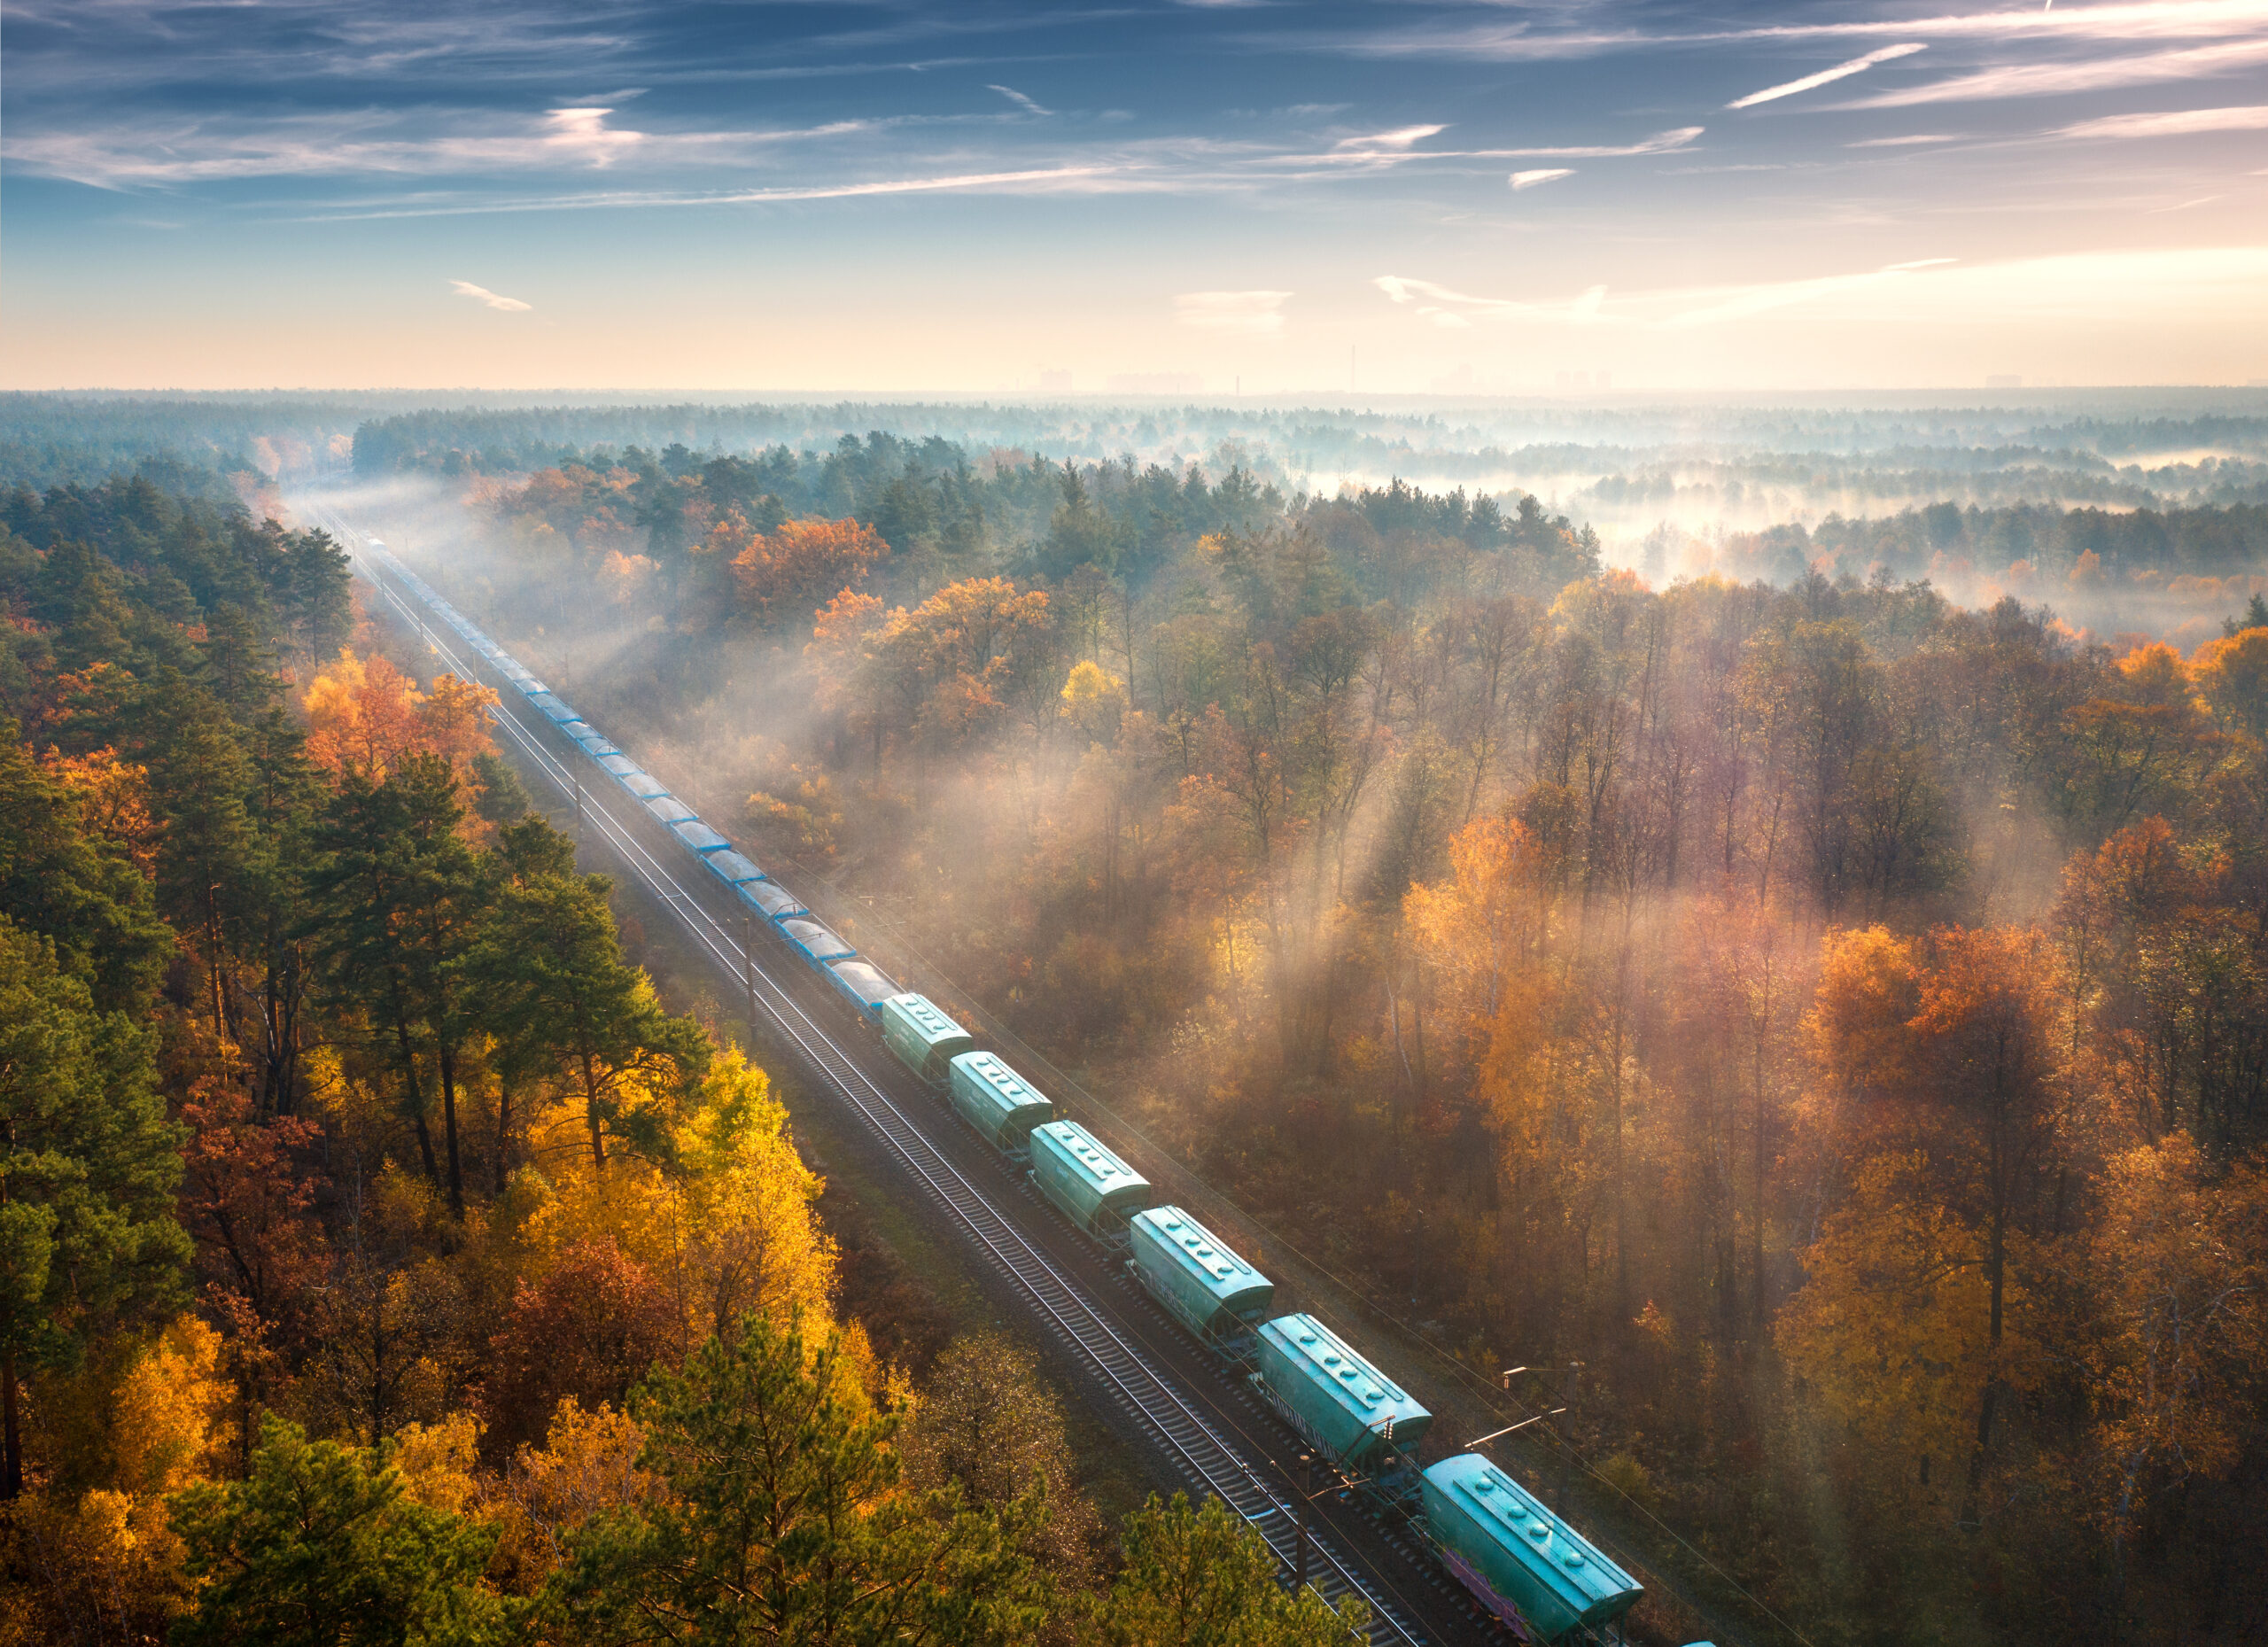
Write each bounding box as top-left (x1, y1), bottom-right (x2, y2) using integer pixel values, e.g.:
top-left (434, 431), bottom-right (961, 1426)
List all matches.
top-left (1906, 923), bottom-right (2070, 1516)
top-left (731, 517), bottom-right (888, 629)
top-left (303, 649), bottom-right (423, 777)
top-left (2059, 641), bottom-right (2216, 835)
top-left (1402, 812), bottom-right (1552, 1080)
top-left (2190, 624), bottom-right (2268, 741)
top-left (1775, 1150), bottom-right (2003, 1510)
top-left (2079, 1132), bottom-right (2267, 1601)
top-left (302, 649), bottom-right (497, 788)
top-left (804, 578), bottom-right (1055, 781)
top-left (36, 744), bottom-right (157, 873)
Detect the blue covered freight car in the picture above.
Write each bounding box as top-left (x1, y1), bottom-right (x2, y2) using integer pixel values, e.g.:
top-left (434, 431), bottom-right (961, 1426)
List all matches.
top-left (778, 916), bottom-right (854, 967)
top-left (736, 878), bottom-right (807, 923)
top-left (704, 850), bottom-right (764, 887)
top-left (826, 957), bottom-right (900, 1020)
top-left (672, 820), bottom-right (734, 855)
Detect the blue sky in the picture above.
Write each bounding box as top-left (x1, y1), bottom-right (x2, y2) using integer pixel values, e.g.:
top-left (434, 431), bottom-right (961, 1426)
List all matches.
top-left (5, 0), bottom-right (2266, 390)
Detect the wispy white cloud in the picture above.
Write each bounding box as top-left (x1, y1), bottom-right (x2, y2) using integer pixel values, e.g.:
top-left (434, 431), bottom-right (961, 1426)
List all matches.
top-left (1482, 128), bottom-right (1702, 159)
top-left (448, 278), bottom-right (531, 311)
top-left (1333, 1), bottom-right (2268, 62)
top-left (1836, 39), bottom-right (2268, 108)
top-left (712, 165), bottom-right (1127, 204)
top-left (988, 83), bottom-right (1052, 117)
top-left (307, 165), bottom-right (1130, 221)
top-left (1175, 289), bottom-right (1293, 334)
top-left (2, 1), bottom-right (640, 97)
top-left (1333, 124), bottom-right (1448, 151)
top-left (1659, 258), bottom-right (1956, 328)
top-left (1374, 275), bottom-right (1606, 322)
top-left (1509, 167), bottom-right (1573, 190)
top-left (1728, 44), bottom-right (1926, 109)
top-left (1374, 246), bottom-right (2268, 343)
top-left (3, 104), bottom-right (901, 187)
top-left (2054, 103), bottom-right (2268, 137)
top-left (542, 105), bottom-right (641, 166)
top-left (1262, 123), bottom-right (1700, 181)
top-left (1848, 133), bottom-right (1966, 146)
top-left (1379, 276), bottom-right (1487, 307)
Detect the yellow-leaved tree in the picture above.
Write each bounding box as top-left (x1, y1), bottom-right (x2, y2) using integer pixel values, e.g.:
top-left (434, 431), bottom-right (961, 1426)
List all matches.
top-left (1776, 1151), bottom-right (2014, 1508)
top-left (301, 649), bottom-right (496, 784)
top-left (475, 1047), bottom-right (866, 1459)
top-left (2079, 1134), bottom-right (2267, 1602)
top-left (2, 1317), bottom-right (232, 1643)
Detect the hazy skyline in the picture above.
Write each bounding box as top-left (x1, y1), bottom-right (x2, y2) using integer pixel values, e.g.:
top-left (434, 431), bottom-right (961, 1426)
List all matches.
top-left (6, 0), bottom-right (2267, 392)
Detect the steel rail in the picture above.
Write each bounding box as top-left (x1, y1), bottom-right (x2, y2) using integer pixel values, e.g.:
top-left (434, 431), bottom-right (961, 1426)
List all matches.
top-left (314, 507), bottom-right (1441, 1647)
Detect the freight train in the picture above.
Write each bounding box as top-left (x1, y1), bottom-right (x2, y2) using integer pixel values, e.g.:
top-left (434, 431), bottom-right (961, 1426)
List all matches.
top-left (354, 536), bottom-right (1644, 1646)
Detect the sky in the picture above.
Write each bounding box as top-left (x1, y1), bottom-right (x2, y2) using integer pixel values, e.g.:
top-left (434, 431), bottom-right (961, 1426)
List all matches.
top-left (4, 0), bottom-right (2267, 392)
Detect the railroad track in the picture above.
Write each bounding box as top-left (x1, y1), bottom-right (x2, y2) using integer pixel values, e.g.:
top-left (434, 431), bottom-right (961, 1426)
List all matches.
top-left (310, 504), bottom-right (1448, 1647)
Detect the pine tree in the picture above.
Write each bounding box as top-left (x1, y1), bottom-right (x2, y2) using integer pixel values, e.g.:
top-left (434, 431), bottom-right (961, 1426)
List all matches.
top-left (459, 860), bottom-right (706, 1173)
top-left (0, 919), bottom-right (188, 1496)
top-left (547, 1313), bottom-right (1048, 1647)
top-left (1097, 1493), bottom-right (1370, 1647)
top-left (0, 722), bottom-right (169, 1014)
top-left (302, 755), bottom-right (483, 1214)
top-left (171, 1415), bottom-right (514, 1647)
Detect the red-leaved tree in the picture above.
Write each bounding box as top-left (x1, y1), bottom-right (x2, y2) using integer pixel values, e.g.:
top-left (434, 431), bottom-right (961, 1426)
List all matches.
top-left (482, 1239), bottom-right (679, 1457)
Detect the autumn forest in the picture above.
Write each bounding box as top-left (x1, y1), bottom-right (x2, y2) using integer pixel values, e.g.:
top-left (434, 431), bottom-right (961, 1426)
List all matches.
top-left (0, 401), bottom-right (2264, 1647)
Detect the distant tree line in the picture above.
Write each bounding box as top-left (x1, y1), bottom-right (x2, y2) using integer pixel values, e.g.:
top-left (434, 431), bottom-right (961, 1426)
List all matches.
top-left (1708, 499), bottom-right (2268, 584)
top-left (353, 401), bottom-right (2268, 514)
top-left (467, 439), bottom-right (1600, 614)
top-left (0, 394), bottom-right (391, 491)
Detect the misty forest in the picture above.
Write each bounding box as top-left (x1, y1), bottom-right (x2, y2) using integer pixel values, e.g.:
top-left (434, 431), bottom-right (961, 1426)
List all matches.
top-left (0, 392), bottom-right (2264, 1647)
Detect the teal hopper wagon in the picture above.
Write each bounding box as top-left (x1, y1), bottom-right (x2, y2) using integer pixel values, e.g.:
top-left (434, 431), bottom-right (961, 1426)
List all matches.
top-left (879, 994), bottom-right (975, 1084)
top-left (1028, 1120), bottom-right (1150, 1244)
top-left (947, 1052), bottom-right (1053, 1159)
top-left (1254, 1313), bottom-right (1430, 1497)
top-left (1419, 1453), bottom-right (1641, 1643)
top-left (1128, 1207), bottom-right (1272, 1357)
